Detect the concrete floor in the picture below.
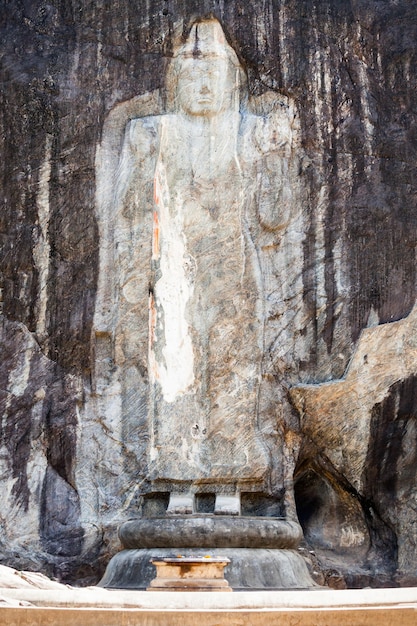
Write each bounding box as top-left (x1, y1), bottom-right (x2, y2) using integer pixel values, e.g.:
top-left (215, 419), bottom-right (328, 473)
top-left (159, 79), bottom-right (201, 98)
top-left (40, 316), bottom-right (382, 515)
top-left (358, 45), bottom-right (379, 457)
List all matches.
top-left (0, 586), bottom-right (416, 625)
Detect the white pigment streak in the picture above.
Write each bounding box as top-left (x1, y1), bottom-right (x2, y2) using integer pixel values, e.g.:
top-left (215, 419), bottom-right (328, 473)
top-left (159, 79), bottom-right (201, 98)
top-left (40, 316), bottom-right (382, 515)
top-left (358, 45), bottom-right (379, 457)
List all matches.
top-left (152, 160), bottom-right (195, 402)
top-left (33, 134), bottom-right (52, 342)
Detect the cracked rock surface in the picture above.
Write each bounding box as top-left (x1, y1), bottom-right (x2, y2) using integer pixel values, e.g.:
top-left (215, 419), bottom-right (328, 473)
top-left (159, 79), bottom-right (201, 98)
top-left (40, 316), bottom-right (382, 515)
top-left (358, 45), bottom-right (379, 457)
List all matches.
top-left (1, 1), bottom-right (417, 586)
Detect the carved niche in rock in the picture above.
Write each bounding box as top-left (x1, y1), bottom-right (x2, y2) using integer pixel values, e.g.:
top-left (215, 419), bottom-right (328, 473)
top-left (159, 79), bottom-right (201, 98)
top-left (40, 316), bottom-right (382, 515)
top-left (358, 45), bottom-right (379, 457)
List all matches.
top-left (93, 18), bottom-right (301, 498)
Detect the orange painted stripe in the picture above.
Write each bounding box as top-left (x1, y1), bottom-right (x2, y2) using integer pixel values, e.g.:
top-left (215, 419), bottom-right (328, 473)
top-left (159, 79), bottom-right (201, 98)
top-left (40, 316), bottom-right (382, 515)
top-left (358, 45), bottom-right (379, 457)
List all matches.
top-left (152, 210), bottom-right (160, 259)
top-left (153, 174), bottom-right (160, 205)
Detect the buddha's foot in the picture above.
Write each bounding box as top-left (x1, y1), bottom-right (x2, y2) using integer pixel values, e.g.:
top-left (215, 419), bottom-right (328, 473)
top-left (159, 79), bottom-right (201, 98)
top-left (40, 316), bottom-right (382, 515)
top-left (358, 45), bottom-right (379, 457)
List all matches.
top-left (214, 493), bottom-right (240, 516)
top-left (166, 492), bottom-right (194, 515)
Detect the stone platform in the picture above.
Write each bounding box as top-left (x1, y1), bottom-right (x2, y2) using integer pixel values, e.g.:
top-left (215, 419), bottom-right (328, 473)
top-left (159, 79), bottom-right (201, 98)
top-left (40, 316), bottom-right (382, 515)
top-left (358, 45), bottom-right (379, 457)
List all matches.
top-left (99, 547), bottom-right (314, 590)
top-left (120, 516), bottom-right (302, 549)
top-left (0, 587), bottom-right (416, 625)
top-left (99, 516), bottom-right (314, 590)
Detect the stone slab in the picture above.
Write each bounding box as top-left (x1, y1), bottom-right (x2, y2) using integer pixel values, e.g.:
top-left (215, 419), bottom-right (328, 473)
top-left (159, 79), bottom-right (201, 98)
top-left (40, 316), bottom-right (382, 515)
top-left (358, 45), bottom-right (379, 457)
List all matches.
top-left (1, 586), bottom-right (417, 609)
top-left (0, 605), bottom-right (416, 626)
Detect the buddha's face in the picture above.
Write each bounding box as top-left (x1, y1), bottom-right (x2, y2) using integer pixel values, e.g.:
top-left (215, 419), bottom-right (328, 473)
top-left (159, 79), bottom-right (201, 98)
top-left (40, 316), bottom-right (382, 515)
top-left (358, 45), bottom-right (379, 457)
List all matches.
top-left (176, 55), bottom-right (235, 117)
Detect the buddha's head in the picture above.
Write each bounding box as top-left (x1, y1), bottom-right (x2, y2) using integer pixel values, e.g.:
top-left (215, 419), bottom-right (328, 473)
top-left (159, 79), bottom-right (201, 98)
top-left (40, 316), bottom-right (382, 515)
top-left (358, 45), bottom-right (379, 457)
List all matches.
top-left (171, 18), bottom-right (246, 117)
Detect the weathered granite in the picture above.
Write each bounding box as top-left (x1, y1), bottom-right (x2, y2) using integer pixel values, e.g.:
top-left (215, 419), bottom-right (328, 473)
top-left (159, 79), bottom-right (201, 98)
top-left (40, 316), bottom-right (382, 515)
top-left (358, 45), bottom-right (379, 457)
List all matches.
top-left (0, 564), bottom-right (68, 591)
top-left (291, 303), bottom-right (417, 585)
top-left (1, 0), bottom-right (417, 587)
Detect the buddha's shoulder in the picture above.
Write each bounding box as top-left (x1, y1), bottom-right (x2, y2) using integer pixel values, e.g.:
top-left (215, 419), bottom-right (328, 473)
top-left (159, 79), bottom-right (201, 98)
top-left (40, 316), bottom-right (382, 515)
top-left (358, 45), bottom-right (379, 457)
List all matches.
top-left (239, 108), bottom-right (296, 157)
top-left (127, 115), bottom-right (160, 140)
top-left (124, 115), bottom-right (168, 157)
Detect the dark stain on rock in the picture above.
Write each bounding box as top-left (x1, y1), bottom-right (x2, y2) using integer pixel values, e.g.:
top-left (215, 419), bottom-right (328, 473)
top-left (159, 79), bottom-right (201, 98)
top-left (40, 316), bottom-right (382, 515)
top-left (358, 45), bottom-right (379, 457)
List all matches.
top-left (363, 375), bottom-right (417, 582)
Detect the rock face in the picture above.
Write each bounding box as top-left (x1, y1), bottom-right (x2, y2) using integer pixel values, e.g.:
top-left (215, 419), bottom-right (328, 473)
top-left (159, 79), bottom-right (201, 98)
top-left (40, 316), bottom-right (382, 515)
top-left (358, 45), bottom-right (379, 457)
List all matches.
top-left (291, 305), bottom-right (417, 586)
top-left (1, 1), bottom-right (417, 586)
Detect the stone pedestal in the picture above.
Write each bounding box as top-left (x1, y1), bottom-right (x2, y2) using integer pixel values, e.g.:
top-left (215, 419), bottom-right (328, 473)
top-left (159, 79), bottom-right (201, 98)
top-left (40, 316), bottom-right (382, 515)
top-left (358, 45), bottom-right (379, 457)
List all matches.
top-left (147, 557), bottom-right (232, 591)
top-left (99, 517), bottom-right (316, 590)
